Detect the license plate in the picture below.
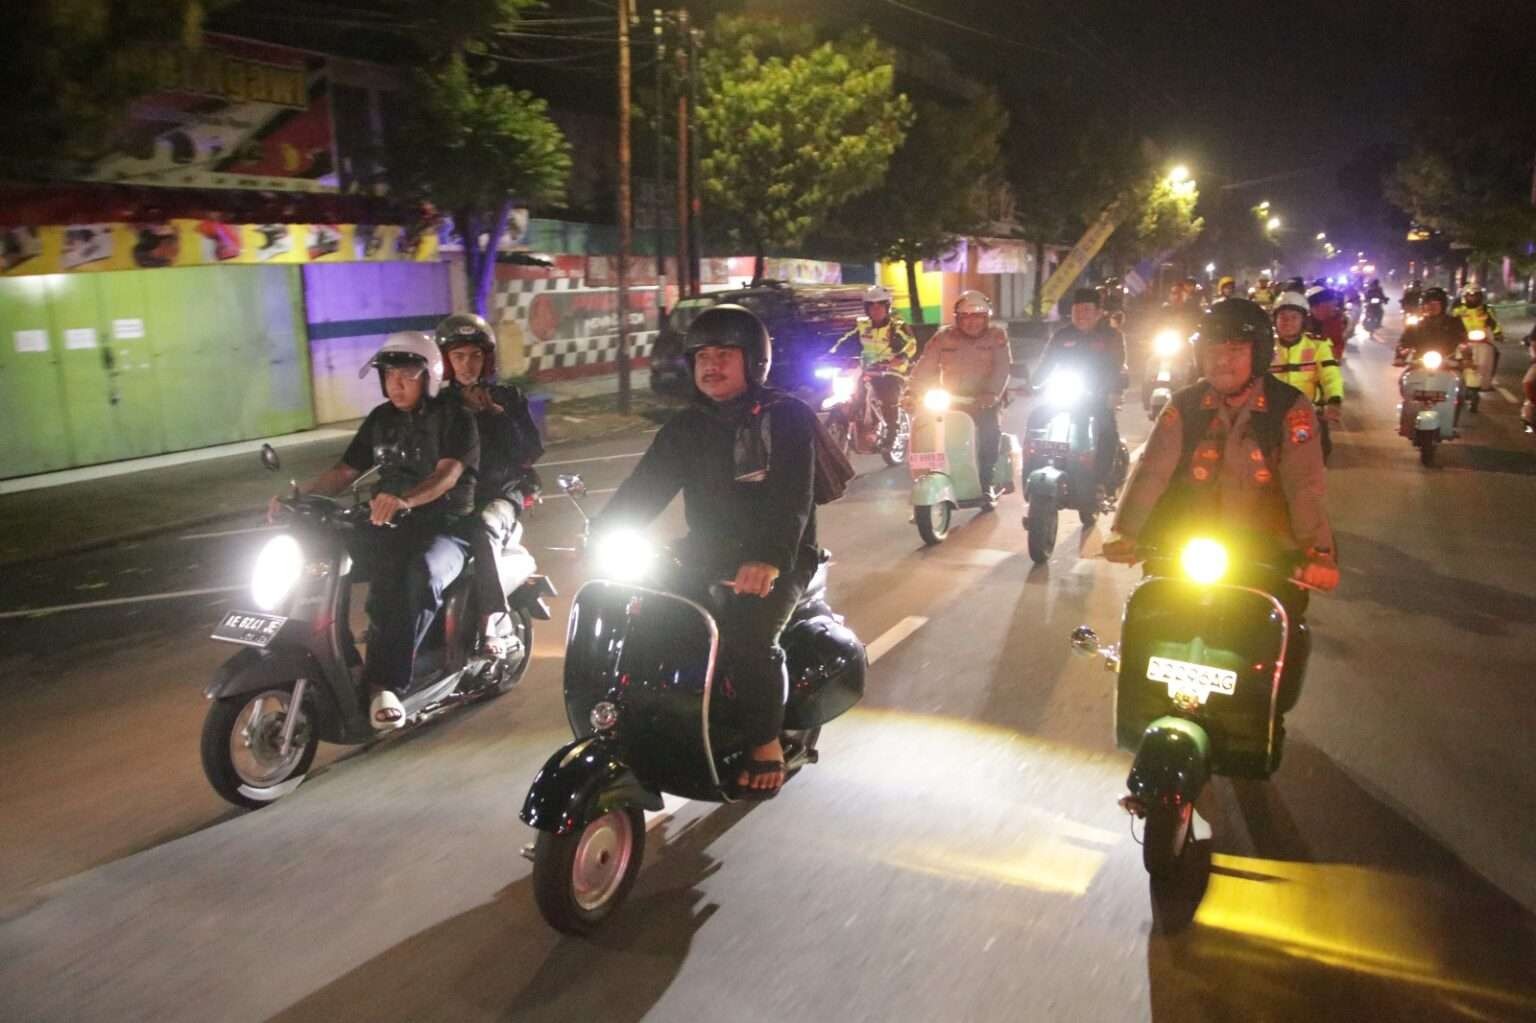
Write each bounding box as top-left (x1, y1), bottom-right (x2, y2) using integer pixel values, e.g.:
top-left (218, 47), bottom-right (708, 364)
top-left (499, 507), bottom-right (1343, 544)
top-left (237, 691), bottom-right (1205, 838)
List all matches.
top-left (212, 611), bottom-right (288, 647)
top-left (1147, 656), bottom-right (1237, 705)
top-left (1412, 390), bottom-right (1446, 403)
top-left (909, 451), bottom-right (948, 471)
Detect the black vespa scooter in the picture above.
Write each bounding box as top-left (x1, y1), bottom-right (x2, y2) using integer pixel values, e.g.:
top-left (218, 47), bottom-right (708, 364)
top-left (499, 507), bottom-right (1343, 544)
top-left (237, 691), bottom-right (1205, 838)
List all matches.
top-left (1021, 369), bottom-right (1130, 563)
top-left (200, 445), bottom-right (555, 809)
top-left (519, 476), bottom-right (865, 934)
top-left (1069, 536), bottom-right (1317, 878)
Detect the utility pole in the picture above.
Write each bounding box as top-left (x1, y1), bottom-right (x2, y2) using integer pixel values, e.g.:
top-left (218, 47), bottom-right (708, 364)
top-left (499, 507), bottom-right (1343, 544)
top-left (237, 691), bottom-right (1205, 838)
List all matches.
top-left (615, 0), bottom-right (633, 412)
top-left (687, 22), bottom-right (704, 295)
top-left (674, 9), bottom-right (691, 298)
top-left (652, 9), bottom-right (666, 295)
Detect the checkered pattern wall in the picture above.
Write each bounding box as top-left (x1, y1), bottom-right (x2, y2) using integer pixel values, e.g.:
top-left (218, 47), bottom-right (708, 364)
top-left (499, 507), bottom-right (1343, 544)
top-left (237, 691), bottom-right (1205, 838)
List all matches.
top-left (491, 276), bottom-right (659, 378)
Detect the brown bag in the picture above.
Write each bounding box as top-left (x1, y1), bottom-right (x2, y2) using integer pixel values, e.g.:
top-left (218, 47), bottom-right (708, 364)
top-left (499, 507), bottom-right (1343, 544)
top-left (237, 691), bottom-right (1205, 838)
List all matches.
top-left (808, 410), bottom-right (856, 505)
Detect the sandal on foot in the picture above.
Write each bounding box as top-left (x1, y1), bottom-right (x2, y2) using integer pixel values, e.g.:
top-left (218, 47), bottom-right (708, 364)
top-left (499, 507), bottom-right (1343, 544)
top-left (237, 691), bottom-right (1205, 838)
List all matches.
top-left (370, 690), bottom-right (406, 731)
top-left (733, 758), bottom-right (786, 801)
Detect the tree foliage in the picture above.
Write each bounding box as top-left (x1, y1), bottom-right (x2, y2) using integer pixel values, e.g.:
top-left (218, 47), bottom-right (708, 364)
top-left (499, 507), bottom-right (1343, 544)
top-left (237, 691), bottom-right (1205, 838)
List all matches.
top-left (1386, 144), bottom-right (1536, 266)
top-left (697, 16), bottom-right (912, 283)
top-left (0, 0), bottom-right (228, 178)
top-left (1100, 170), bottom-right (1204, 274)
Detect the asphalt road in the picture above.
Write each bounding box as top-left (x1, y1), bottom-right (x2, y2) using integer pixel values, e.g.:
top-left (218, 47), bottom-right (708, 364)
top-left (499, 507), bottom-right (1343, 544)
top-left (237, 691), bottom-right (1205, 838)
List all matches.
top-left (2, 319), bottom-right (1535, 1022)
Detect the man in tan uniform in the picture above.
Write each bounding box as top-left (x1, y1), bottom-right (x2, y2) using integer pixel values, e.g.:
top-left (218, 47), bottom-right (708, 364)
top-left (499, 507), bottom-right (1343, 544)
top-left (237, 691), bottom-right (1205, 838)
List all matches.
top-left (910, 289), bottom-right (1012, 508)
top-left (1103, 299), bottom-right (1338, 712)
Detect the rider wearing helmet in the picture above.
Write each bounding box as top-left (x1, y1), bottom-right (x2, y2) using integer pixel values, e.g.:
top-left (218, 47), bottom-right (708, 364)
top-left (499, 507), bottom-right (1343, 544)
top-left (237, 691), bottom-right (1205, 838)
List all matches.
top-left (1035, 288), bottom-right (1127, 487)
top-left (270, 332), bottom-right (480, 729)
top-left (1249, 274), bottom-right (1277, 309)
top-left (1399, 286), bottom-right (1468, 363)
top-left (1401, 278), bottom-right (1424, 315)
top-left (1217, 276), bottom-right (1237, 300)
top-left (1104, 299), bottom-right (1337, 713)
top-left (1452, 285), bottom-right (1505, 379)
top-left (827, 284), bottom-right (918, 442)
top-left (910, 290), bottom-right (1013, 508)
top-left (434, 313), bottom-right (545, 656)
top-left (1270, 290), bottom-right (1344, 460)
top-left (1305, 286), bottom-right (1351, 363)
top-left (595, 304), bottom-right (823, 799)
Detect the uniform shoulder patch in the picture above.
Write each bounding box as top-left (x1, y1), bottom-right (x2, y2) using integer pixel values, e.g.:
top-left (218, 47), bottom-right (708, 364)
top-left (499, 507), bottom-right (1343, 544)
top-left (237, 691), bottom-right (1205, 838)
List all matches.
top-left (1286, 405), bottom-right (1313, 444)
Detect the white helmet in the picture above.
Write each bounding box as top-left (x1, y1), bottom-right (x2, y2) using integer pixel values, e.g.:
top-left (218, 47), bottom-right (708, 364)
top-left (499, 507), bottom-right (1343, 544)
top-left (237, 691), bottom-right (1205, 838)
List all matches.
top-left (360, 331), bottom-right (444, 398)
top-left (955, 289), bottom-right (992, 316)
top-left (863, 284), bottom-right (893, 305)
top-left (1272, 291), bottom-right (1309, 316)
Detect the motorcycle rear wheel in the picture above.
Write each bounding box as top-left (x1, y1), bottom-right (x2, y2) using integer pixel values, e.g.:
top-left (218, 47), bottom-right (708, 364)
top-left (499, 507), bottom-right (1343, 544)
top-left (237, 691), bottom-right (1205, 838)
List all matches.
top-left (488, 607), bottom-right (534, 693)
top-left (1417, 429), bottom-right (1438, 467)
top-left (1142, 802), bottom-right (1193, 879)
top-left (915, 504), bottom-right (951, 545)
top-left (532, 806), bottom-right (645, 935)
top-left (201, 685), bottom-right (319, 810)
top-left (1026, 496), bottom-right (1058, 564)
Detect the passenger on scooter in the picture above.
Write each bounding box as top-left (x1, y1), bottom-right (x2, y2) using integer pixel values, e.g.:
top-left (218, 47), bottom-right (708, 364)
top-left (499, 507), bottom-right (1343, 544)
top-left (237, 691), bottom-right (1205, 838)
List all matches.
top-left (594, 304), bottom-right (821, 799)
top-left (1034, 288), bottom-right (1127, 489)
top-left (1270, 290), bottom-right (1344, 460)
top-left (268, 332), bottom-right (479, 730)
top-left (910, 290), bottom-right (1012, 510)
top-left (435, 313), bottom-right (545, 656)
top-left (827, 284), bottom-right (917, 441)
top-left (1103, 299), bottom-right (1338, 713)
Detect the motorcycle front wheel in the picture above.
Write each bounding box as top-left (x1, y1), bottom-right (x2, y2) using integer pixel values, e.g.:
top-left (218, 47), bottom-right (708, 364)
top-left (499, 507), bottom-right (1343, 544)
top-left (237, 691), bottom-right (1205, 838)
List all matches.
top-left (1025, 495), bottom-right (1058, 564)
top-left (915, 503), bottom-right (951, 545)
top-left (1142, 801), bottom-right (1193, 879)
top-left (532, 806), bottom-right (646, 935)
top-left (824, 411), bottom-right (852, 456)
top-left (1417, 429), bottom-right (1439, 467)
top-left (201, 685), bottom-right (319, 810)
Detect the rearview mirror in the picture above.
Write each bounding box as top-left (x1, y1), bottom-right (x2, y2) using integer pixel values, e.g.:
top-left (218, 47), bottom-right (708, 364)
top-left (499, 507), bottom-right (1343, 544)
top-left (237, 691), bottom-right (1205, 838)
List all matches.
top-left (558, 474), bottom-right (587, 499)
top-left (260, 444), bottom-right (281, 472)
top-left (1069, 625), bottom-right (1100, 656)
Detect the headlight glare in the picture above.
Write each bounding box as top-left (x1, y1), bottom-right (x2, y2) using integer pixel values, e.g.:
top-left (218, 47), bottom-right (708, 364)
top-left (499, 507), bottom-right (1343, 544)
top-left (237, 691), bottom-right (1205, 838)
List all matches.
top-left (593, 529), bottom-right (656, 583)
top-left (1154, 330), bottom-right (1182, 357)
top-left (1043, 371), bottom-right (1086, 406)
top-left (923, 388), bottom-right (952, 412)
top-left (251, 535), bottom-right (304, 611)
top-left (1180, 538), bottom-right (1229, 586)
top-left (1421, 350), bottom-right (1443, 371)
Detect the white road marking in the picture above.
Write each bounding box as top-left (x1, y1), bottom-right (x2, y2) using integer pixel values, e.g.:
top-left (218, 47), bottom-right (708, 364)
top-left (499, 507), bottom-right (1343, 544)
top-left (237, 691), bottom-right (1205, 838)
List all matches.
top-left (0, 585), bottom-right (243, 620)
top-left (943, 548), bottom-right (1015, 568)
top-left (1497, 386), bottom-right (1519, 404)
top-left (539, 451), bottom-right (645, 469)
top-left (181, 524), bottom-right (278, 541)
top-left (866, 615), bottom-right (930, 664)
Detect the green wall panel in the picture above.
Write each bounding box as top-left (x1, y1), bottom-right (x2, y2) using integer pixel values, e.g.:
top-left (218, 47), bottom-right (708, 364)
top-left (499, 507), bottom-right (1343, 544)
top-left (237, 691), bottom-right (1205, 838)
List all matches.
top-left (0, 277), bottom-right (73, 476)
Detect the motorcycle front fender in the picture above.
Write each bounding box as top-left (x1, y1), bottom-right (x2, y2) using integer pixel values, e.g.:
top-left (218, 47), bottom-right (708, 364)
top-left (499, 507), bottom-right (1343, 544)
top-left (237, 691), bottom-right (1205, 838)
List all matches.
top-left (204, 644), bottom-right (345, 741)
top-left (911, 473), bottom-right (956, 509)
top-left (1127, 716), bottom-right (1211, 810)
top-left (1024, 465), bottom-right (1063, 504)
top-left (1414, 408), bottom-right (1441, 433)
top-left (521, 736), bottom-right (665, 836)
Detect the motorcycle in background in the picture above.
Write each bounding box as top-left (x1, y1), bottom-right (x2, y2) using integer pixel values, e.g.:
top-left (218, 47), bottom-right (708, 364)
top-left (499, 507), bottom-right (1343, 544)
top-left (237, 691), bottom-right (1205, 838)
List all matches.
top-left (1143, 327), bottom-right (1194, 421)
top-left (1459, 329), bottom-right (1496, 413)
top-left (1363, 296), bottom-right (1385, 333)
top-left (816, 356), bottom-right (910, 466)
top-left (1397, 349), bottom-right (1462, 467)
top-left (200, 445), bottom-right (554, 809)
top-left (1021, 371), bottom-right (1129, 564)
top-left (907, 386), bottom-right (1021, 545)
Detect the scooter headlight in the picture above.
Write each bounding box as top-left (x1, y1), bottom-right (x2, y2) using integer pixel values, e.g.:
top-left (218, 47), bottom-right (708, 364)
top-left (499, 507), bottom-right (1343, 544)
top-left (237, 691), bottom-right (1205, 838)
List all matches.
top-left (923, 388), bottom-right (952, 412)
top-left (813, 366), bottom-right (839, 380)
top-left (592, 528), bottom-right (656, 583)
top-left (1421, 350), bottom-right (1443, 371)
top-left (1154, 329), bottom-right (1182, 357)
top-left (1468, 329), bottom-right (1486, 341)
top-left (1179, 538), bottom-right (1229, 586)
top-left (830, 372), bottom-right (858, 403)
top-left (1043, 371), bottom-right (1086, 406)
top-left (1406, 314), bottom-right (1421, 327)
top-left (251, 534), bottom-right (304, 611)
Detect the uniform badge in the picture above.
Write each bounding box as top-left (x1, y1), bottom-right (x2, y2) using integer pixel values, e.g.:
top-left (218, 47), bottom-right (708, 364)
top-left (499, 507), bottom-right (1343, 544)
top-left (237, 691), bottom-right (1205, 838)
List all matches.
top-left (1287, 407), bottom-right (1312, 444)
top-left (1199, 444), bottom-right (1220, 461)
top-left (1201, 392), bottom-right (1217, 410)
top-left (1159, 405), bottom-right (1181, 427)
top-left (1254, 392), bottom-right (1268, 411)
top-left (1254, 468), bottom-right (1273, 484)
top-left (1192, 466), bottom-right (1211, 481)
top-left (1249, 447), bottom-right (1265, 462)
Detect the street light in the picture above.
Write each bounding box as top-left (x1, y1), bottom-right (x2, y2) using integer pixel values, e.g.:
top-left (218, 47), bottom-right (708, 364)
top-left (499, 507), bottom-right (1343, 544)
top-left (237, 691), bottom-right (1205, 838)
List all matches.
top-left (1266, 216), bottom-right (1282, 232)
top-left (1169, 164), bottom-right (1190, 185)
top-left (1257, 200), bottom-right (1271, 213)
top-left (1205, 262), bottom-right (1216, 275)
top-left (1315, 232), bottom-right (1327, 241)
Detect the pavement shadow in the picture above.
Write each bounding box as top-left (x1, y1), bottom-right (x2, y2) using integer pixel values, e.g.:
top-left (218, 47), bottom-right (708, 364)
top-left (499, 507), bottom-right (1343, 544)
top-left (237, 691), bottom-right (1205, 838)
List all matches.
top-left (1143, 735), bottom-right (1536, 1021)
top-left (270, 804), bottom-right (751, 1023)
top-left (1331, 530), bottom-right (1536, 636)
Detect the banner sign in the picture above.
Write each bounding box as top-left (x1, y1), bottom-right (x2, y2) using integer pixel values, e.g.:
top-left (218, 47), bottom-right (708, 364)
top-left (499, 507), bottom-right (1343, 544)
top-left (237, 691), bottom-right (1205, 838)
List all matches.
top-left (1038, 202), bottom-right (1126, 310)
top-left (923, 239), bottom-right (968, 274)
top-left (975, 239), bottom-right (1029, 275)
top-left (1, 220), bottom-right (438, 277)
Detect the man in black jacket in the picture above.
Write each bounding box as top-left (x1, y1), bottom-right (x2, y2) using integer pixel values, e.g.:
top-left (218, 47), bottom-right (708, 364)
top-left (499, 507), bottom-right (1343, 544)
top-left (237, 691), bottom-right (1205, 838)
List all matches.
top-left (595, 304), bottom-right (819, 799)
top-left (1034, 288), bottom-right (1127, 486)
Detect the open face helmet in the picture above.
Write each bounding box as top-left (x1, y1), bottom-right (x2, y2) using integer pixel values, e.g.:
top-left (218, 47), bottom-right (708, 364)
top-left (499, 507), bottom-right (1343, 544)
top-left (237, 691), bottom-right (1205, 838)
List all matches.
top-left (361, 331), bottom-right (444, 398)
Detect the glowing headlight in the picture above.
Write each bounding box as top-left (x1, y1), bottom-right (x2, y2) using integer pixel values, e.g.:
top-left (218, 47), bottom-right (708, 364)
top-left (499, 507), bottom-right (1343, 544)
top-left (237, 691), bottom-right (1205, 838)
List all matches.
top-left (1468, 329), bottom-right (1486, 341)
top-left (592, 529), bottom-right (656, 583)
top-left (1154, 330), bottom-right (1182, 357)
top-left (1179, 538), bottom-right (1229, 586)
top-left (1421, 350), bottom-right (1443, 371)
top-left (831, 373), bottom-right (858, 402)
top-left (1406, 314), bottom-right (1421, 327)
top-left (251, 534), bottom-right (304, 611)
top-left (923, 388), bottom-right (952, 412)
top-left (1043, 371), bottom-right (1086, 406)
top-left (814, 366), bottom-right (839, 380)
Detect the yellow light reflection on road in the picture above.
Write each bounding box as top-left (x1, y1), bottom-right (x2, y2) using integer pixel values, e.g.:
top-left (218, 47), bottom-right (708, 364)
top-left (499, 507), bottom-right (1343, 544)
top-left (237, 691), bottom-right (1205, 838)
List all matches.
top-left (1193, 854), bottom-right (1536, 1013)
top-left (875, 838), bottom-right (1107, 896)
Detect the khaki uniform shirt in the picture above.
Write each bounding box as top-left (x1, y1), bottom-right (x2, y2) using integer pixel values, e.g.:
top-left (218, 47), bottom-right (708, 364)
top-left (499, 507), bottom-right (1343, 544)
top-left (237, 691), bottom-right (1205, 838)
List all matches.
top-left (1114, 382), bottom-right (1334, 555)
top-left (910, 325), bottom-right (1011, 401)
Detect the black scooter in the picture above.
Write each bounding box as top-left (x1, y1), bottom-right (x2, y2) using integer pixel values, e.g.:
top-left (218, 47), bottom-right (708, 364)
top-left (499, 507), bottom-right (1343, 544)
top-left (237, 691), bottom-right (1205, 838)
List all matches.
top-left (200, 445), bottom-right (555, 809)
top-left (1069, 537), bottom-right (1318, 877)
top-left (518, 476), bottom-right (865, 934)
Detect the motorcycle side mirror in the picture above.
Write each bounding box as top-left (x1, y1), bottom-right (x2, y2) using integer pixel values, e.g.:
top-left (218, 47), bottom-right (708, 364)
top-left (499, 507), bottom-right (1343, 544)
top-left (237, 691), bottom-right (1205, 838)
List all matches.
top-left (558, 474), bottom-right (588, 499)
top-left (260, 444), bottom-right (282, 472)
top-left (1069, 625), bottom-right (1101, 657)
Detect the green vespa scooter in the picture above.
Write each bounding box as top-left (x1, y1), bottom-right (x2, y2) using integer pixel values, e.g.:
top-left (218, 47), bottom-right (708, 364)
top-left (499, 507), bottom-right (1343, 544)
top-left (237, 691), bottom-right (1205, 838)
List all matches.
top-left (907, 385), bottom-right (1020, 545)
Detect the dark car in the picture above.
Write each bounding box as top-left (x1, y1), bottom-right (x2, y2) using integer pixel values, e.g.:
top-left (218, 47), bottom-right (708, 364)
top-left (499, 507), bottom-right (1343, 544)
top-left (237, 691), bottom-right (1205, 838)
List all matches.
top-left (649, 281), bottom-right (869, 398)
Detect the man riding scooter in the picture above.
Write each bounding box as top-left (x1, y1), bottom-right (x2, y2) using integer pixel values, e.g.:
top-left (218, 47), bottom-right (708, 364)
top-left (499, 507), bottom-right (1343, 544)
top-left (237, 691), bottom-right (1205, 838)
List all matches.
top-left (435, 313), bottom-right (545, 656)
top-left (1306, 286), bottom-right (1351, 364)
top-left (1103, 299), bottom-right (1339, 720)
top-left (1452, 285), bottom-right (1504, 388)
top-left (827, 284), bottom-right (918, 450)
top-left (1034, 287), bottom-right (1127, 495)
top-left (269, 332), bottom-right (480, 729)
top-left (1398, 286), bottom-right (1468, 365)
top-left (1269, 290), bottom-right (1344, 461)
top-left (910, 290), bottom-right (1012, 510)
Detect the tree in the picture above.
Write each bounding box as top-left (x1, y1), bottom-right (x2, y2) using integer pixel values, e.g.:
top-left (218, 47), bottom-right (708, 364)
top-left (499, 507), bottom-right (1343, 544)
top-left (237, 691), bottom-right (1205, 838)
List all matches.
top-left (1099, 169), bottom-right (1204, 278)
top-left (1386, 145), bottom-right (1536, 277)
top-left (389, 56), bottom-right (571, 317)
top-left (819, 95), bottom-right (1007, 323)
top-left (697, 16), bottom-right (911, 284)
top-left (0, 0), bottom-right (229, 179)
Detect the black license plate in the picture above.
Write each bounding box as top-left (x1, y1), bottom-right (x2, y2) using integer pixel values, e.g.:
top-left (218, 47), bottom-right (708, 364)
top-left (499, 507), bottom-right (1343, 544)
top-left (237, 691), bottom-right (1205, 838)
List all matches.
top-left (212, 611), bottom-right (288, 647)
top-left (1412, 390), bottom-right (1446, 403)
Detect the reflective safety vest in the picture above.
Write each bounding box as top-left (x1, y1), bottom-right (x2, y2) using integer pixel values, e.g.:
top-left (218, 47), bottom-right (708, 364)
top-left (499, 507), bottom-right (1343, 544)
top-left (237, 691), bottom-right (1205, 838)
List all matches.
top-left (1453, 304), bottom-right (1500, 340)
top-left (829, 316), bottom-right (918, 374)
top-left (1270, 333), bottom-right (1343, 405)
top-left (1250, 285), bottom-right (1277, 308)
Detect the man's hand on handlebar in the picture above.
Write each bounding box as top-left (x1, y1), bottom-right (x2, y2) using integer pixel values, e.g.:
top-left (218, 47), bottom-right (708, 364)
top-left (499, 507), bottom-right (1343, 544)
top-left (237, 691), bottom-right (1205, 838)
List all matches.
top-left (369, 492), bottom-right (411, 527)
top-left (728, 561), bottom-right (780, 598)
top-left (1294, 552), bottom-right (1340, 592)
top-left (1101, 535), bottom-right (1139, 564)
top-left (266, 494), bottom-right (288, 525)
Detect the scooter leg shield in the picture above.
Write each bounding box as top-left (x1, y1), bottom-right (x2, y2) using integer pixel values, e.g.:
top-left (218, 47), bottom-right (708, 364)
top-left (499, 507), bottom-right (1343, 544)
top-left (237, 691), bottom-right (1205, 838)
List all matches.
top-left (1126, 716), bottom-right (1211, 811)
top-left (521, 736), bottom-right (664, 836)
top-left (910, 474), bottom-right (957, 509)
top-left (1024, 465), bottom-right (1063, 505)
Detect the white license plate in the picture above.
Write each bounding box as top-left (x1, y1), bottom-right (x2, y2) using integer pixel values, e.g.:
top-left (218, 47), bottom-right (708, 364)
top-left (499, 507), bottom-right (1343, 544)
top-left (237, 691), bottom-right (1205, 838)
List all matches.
top-left (909, 451), bottom-right (948, 472)
top-left (212, 611), bottom-right (288, 647)
top-left (1147, 656), bottom-right (1237, 704)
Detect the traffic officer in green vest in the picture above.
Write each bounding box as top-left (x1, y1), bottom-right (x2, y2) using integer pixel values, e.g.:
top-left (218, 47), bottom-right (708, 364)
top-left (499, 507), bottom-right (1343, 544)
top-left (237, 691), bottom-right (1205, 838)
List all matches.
top-left (1269, 290), bottom-right (1344, 461)
top-left (1103, 298), bottom-right (1339, 594)
top-left (1248, 274), bottom-right (1277, 309)
top-left (828, 285), bottom-right (919, 439)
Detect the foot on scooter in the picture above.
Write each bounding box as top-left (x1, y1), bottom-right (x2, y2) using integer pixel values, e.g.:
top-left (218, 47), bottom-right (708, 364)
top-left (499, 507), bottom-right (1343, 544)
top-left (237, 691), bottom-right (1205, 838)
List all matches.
top-left (480, 611), bottom-right (515, 659)
top-left (370, 690), bottom-right (406, 731)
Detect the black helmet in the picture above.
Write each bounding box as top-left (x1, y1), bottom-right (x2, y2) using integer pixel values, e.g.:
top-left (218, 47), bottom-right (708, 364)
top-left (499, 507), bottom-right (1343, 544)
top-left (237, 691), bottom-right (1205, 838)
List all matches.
top-left (1422, 286), bottom-right (1449, 308)
top-left (1071, 287), bottom-right (1101, 307)
top-left (1193, 298), bottom-right (1275, 380)
top-left (682, 304), bottom-right (772, 385)
top-left (434, 313), bottom-right (496, 353)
